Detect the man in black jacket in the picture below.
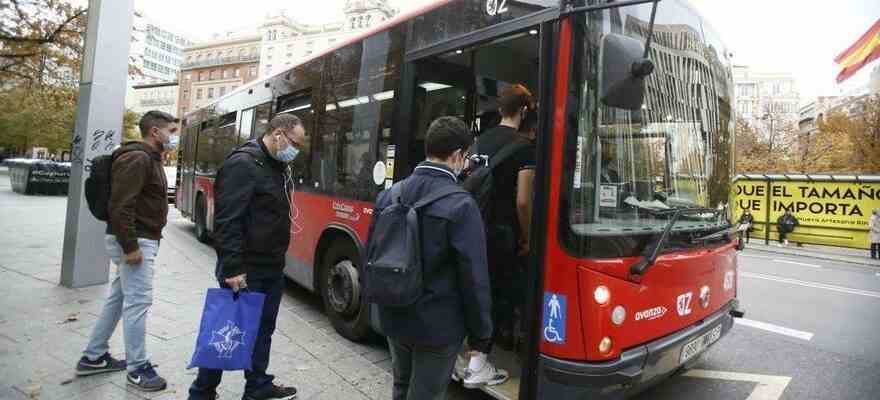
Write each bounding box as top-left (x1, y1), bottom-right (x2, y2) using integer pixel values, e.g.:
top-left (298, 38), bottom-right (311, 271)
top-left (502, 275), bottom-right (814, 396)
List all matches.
top-left (368, 117), bottom-right (493, 400)
top-left (188, 114), bottom-right (306, 400)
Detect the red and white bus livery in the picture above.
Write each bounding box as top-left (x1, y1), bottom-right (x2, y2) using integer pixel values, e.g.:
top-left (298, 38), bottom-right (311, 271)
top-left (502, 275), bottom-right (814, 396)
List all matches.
top-left (177, 1), bottom-right (744, 398)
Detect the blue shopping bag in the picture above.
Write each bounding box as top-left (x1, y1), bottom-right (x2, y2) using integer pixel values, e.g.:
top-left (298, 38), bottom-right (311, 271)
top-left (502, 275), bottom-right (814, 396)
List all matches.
top-left (188, 288), bottom-right (265, 371)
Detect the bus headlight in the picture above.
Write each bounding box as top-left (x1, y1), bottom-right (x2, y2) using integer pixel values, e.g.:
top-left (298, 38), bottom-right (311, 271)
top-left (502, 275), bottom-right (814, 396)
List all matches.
top-left (611, 306), bottom-right (626, 325)
top-left (599, 337), bottom-right (613, 354)
top-left (594, 286), bottom-right (610, 305)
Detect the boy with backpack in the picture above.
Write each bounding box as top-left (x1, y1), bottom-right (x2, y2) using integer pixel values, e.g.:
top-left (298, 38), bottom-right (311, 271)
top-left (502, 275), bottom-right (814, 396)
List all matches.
top-left (365, 117), bottom-right (493, 400)
top-left (76, 110), bottom-right (178, 392)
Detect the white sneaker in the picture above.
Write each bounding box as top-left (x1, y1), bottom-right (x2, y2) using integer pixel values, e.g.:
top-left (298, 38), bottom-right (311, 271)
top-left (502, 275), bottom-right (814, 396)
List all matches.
top-left (452, 353), bottom-right (467, 382)
top-left (462, 362), bottom-right (509, 389)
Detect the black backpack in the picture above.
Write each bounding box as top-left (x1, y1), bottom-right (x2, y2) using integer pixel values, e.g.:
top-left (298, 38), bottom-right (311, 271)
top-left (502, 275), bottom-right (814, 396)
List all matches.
top-left (84, 143), bottom-right (147, 221)
top-left (461, 138), bottom-right (530, 223)
top-left (364, 179), bottom-right (467, 307)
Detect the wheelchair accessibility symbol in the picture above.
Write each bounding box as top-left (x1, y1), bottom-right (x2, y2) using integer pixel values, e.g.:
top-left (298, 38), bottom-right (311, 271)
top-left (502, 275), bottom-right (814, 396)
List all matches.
top-left (542, 292), bottom-right (566, 344)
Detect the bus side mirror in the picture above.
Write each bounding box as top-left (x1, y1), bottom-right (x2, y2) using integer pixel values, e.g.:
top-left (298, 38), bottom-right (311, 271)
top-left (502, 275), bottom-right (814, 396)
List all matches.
top-left (599, 33), bottom-right (654, 111)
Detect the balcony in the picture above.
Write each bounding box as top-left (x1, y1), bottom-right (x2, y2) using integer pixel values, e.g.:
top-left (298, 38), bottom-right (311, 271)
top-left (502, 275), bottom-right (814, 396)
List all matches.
top-left (181, 54), bottom-right (260, 70)
top-left (140, 98), bottom-right (175, 107)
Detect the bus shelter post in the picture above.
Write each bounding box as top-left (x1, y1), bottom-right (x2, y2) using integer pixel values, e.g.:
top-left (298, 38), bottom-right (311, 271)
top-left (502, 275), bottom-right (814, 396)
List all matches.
top-left (61, 0), bottom-right (135, 288)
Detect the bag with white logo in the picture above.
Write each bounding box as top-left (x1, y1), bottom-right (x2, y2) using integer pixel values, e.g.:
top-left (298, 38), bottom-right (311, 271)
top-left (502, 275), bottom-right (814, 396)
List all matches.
top-left (188, 288), bottom-right (265, 371)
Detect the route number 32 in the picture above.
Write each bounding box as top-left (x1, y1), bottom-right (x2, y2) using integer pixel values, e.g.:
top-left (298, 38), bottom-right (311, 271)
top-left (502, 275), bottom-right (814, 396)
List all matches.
top-left (486, 0), bottom-right (509, 16)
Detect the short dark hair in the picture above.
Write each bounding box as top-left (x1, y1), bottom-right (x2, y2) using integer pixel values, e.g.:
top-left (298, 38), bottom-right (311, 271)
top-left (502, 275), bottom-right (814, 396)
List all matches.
top-left (498, 84), bottom-right (534, 118)
top-left (139, 110), bottom-right (178, 138)
top-left (425, 116), bottom-right (472, 159)
top-left (264, 113), bottom-right (302, 137)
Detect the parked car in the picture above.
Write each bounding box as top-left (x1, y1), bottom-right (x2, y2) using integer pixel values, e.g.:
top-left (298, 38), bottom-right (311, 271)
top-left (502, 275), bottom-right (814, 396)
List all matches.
top-left (164, 166), bottom-right (177, 204)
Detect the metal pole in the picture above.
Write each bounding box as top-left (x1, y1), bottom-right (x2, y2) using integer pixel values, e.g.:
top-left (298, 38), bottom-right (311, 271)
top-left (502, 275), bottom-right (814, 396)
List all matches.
top-left (61, 0), bottom-right (135, 288)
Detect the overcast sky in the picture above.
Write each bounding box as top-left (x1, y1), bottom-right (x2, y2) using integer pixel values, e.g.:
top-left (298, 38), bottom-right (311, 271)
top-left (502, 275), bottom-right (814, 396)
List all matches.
top-left (72, 0), bottom-right (879, 102)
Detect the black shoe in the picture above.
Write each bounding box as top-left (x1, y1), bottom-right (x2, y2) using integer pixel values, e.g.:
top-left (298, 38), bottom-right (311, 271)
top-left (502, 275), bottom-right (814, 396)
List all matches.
top-left (243, 384), bottom-right (298, 400)
top-left (75, 353), bottom-right (126, 376)
top-left (127, 363), bottom-right (167, 392)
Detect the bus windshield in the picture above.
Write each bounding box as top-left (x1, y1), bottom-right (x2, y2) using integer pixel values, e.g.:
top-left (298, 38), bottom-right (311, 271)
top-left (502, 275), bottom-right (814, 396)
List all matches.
top-left (565, 0), bottom-right (734, 257)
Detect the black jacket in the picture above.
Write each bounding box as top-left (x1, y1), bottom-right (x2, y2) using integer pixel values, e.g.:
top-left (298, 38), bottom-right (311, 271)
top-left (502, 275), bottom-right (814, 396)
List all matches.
top-left (368, 162), bottom-right (493, 348)
top-left (214, 140), bottom-right (291, 279)
top-left (777, 214), bottom-right (799, 233)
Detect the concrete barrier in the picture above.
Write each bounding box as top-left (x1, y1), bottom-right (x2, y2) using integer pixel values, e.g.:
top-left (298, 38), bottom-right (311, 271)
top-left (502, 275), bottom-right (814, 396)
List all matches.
top-left (3, 159), bottom-right (71, 196)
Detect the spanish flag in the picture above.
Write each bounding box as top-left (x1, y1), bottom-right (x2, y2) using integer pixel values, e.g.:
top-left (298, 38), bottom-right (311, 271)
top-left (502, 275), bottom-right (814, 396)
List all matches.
top-left (835, 18), bottom-right (880, 83)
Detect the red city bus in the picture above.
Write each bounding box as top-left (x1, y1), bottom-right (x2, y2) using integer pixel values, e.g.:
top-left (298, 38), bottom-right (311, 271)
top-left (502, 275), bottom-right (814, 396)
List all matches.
top-left (176, 0), bottom-right (744, 398)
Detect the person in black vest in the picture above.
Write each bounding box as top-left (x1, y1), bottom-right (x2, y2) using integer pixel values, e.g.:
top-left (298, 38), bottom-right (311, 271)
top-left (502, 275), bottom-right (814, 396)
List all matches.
top-left (188, 114), bottom-right (306, 400)
top-left (368, 117), bottom-right (493, 400)
top-left (738, 210), bottom-right (755, 243)
top-left (777, 210), bottom-right (799, 246)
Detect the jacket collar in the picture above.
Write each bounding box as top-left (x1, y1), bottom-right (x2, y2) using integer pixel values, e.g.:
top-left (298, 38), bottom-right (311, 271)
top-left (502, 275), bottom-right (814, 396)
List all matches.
top-left (255, 138), bottom-right (285, 170)
top-left (414, 161), bottom-right (457, 182)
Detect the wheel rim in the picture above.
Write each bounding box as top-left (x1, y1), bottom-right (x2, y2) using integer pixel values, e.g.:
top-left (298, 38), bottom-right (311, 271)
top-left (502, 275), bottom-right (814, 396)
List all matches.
top-left (326, 259), bottom-right (361, 317)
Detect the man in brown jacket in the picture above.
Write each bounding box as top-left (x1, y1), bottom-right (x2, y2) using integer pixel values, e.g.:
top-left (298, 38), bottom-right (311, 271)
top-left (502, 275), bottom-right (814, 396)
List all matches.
top-left (75, 110), bottom-right (178, 393)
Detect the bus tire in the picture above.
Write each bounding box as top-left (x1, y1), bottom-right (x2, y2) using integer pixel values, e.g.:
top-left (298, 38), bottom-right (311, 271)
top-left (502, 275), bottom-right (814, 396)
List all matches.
top-left (320, 240), bottom-right (372, 342)
top-left (195, 195), bottom-right (210, 244)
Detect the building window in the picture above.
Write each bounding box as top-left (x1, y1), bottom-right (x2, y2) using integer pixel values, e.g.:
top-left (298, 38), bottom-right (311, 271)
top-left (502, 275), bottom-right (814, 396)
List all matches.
top-left (183, 89), bottom-right (189, 100)
top-left (196, 89), bottom-right (203, 99)
top-left (222, 69), bottom-right (230, 79)
top-left (208, 88), bottom-right (214, 98)
top-left (234, 68), bottom-right (240, 77)
top-left (249, 65), bottom-right (257, 77)
top-left (209, 70), bottom-right (216, 80)
top-left (220, 87), bottom-right (226, 96)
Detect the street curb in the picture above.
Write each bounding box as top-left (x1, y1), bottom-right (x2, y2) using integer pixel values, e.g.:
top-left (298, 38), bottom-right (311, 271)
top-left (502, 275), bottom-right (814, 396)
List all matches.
top-left (746, 247), bottom-right (880, 269)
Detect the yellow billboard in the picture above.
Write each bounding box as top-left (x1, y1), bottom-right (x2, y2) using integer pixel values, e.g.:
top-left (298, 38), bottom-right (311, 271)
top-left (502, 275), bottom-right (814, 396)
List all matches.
top-left (733, 177), bottom-right (880, 249)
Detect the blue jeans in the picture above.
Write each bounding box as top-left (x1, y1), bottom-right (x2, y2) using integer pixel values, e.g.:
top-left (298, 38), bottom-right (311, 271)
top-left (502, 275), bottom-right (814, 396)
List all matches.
top-left (388, 338), bottom-right (461, 400)
top-left (83, 235), bottom-right (158, 372)
top-left (189, 276), bottom-right (284, 398)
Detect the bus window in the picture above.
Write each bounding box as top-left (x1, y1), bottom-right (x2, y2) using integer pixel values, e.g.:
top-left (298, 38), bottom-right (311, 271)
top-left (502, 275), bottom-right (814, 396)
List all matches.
top-left (238, 108), bottom-right (255, 144)
top-left (317, 34), bottom-right (401, 200)
top-left (196, 120), bottom-right (214, 175)
top-left (214, 112), bottom-right (237, 169)
top-left (252, 102), bottom-right (272, 139)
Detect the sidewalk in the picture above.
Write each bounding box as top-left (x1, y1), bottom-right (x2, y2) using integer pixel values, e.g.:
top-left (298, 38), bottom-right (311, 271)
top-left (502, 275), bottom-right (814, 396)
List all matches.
top-left (0, 176), bottom-right (394, 399)
top-left (743, 240), bottom-right (880, 268)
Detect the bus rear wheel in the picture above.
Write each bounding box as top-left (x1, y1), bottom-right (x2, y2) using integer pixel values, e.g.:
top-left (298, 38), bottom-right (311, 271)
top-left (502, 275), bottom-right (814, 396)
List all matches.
top-left (320, 240), bottom-right (372, 342)
top-left (195, 196), bottom-right (210, 243)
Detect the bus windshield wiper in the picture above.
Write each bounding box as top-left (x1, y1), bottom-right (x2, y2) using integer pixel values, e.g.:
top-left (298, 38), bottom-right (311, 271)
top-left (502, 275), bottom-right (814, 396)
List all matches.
top-left (630, 207), bottom-right (718, 277)
top-left (691, 225), bottom-right (736, 244)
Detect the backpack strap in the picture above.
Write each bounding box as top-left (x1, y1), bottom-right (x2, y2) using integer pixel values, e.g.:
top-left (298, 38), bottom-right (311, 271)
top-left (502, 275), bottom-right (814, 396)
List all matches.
top-left (487, 139), bottom-right (530, 170)
top-left (413, 184), bottom-right (468, 210)
top-left (389, 179), bottom-right (405, 206)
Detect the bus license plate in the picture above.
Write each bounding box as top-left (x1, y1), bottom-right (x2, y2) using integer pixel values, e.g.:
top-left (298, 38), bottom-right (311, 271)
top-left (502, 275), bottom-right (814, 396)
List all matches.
top-left (679, 324), bottom-right (722, 365)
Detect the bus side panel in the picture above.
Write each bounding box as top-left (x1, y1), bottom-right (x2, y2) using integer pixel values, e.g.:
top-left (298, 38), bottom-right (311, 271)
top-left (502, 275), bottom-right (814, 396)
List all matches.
top-left (287, 191), bottom-right (374, 288)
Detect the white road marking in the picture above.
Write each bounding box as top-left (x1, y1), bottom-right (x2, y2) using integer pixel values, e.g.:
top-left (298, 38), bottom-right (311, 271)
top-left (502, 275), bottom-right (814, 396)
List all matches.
top-left (735, 318), bottom-right (814, 341)
top-left (741, 271), bottom-right (880, 299)
top-left (683, 370), bottom-right (792, 400)
top-left (741, 254), bottom-right (822, 268)
top-left (773, 259), bottom-right (822, 268)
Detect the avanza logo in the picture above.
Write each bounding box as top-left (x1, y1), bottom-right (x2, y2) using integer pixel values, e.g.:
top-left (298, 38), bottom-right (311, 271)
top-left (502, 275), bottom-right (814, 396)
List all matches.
top-left (634, 306), bottom-right (668, 321)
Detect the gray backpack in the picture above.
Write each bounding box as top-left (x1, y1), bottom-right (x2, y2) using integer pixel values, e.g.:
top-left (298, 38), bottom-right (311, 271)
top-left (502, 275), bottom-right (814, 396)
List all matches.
top-left (364, 179), bottom-right (467, 307)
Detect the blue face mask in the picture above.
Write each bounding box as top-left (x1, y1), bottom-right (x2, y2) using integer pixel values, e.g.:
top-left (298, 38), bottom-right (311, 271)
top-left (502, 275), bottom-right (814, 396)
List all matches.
top-left (163, 135), bottom-right (179, 151)
top-left (275, 143), bottom-right (299, 163)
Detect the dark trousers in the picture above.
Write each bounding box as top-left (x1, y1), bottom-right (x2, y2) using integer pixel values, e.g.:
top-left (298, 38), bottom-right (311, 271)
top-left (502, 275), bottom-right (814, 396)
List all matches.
top-left (779, 230), bottom-right (789, 243)
top-left (739, 230), bottom-right (751, 243)
top-left (189, 276), bottom-right (284, 399)
top-left (387, 338), bottom-right (461, 400)
top-left (871, 243), bottom-right (880, 259)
